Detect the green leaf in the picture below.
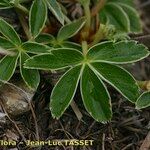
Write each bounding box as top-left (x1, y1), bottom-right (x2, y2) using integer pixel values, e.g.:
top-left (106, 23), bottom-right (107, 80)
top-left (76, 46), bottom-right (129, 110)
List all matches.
top-left (35, 33), bottom-right (55, 45)
top-left (102, 3), bottom-right (130, 32)
top-left (45, 0), bottom-right (64, 25)
top-left (0, 36), bottom-right (15, 49)
top-left (88, 41), bottom-right (149, 64)
top-left (108, 0), bottom-right (134, 7)
top-left (118, 3), bottom-right (142, 33)
top-left (91, 62), bottom-right (140, 103)
top-left (50, 65), bottom-right (82, 118)
top-left (100, 1), bottom-right (141, 33)
top-left (136, 92), bottom-right (150, 109)
top-left (22, 41), bottom-right (51, 54)
top-left (60, 41), bottom-right (82, 51)
top-left (81, 65), bottom-right (112, 122)
top-left (99, 10), bottom-right (108, 24)
top-left (29, 0), bottom-right (47, 38)
top-left (20, 52), bottom-right (40, 90)
top-left (0, 18), bottom-right (21, 46)
top-left (24, 48), bottom-right (84, 70)
top-left (0, 53), bottom-right (19, 84)
top-left (57, 18), bottom-right (85, 41)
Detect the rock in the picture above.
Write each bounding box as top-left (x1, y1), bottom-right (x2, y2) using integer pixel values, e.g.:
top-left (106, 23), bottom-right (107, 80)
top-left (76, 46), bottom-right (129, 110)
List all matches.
top-left (0, 80), bottom-right (35, 116)
top-left (0, 112), bottom-right (6, 124)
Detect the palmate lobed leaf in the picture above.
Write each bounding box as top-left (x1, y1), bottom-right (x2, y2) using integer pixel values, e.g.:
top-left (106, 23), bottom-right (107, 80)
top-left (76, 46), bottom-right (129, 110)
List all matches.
top-left (0, 18), bottom-right (44, 89)
top-left (29, 0), bottom-right (47, 38)
top-left (50, 65), bottom-right (82, 118)
top-left (35, 18), bottom-right (85, 48)
top-left (81, 65), bottom-right (112, 122)
top-left (23, 40), bottom-right (149, 122)
top-left (24, 48), bottom-right (84, 70)
top-left (0, 18), bottom-right (21, 46)
top-left (35, 33), bottom-right (82, 50)
top-left (136, 92), bottom-right (150, 109)
top-left (87, 41), bottom-right (149, 64)
top-left (20, 52), bottom-right (40, 90)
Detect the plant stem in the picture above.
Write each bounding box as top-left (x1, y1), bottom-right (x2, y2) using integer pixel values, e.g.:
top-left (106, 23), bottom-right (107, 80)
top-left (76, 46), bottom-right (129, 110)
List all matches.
top-left (15, 4), bottom-right (29, 15)
top-left (91, 0), bottom-right (106, 17)
top-left (79, 0), bottom-right (91, 41)
top-left (83, 2), bottom-right (91, 30)
top-left (16, 10), bottom-right (32, 40)
top-left (11, 0), bottom-right (29, 15)
top-left (91, 24), bottom-right (106, 46)
top-left (82, 41), bottom-right (88, 56)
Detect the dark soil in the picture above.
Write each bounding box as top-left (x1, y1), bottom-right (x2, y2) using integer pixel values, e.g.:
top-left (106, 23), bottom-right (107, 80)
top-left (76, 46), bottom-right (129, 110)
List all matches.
top-left (0, 0), bottom-right (150, 150)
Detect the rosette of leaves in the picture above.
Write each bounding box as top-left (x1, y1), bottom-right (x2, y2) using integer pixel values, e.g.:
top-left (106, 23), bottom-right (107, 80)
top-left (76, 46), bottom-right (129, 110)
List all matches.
top-left (99, 0), bottom-right (142, 35)
top-left (0, 18), bottom-right (51, 90)
top-left (24, 21), bottom-right (150, 122)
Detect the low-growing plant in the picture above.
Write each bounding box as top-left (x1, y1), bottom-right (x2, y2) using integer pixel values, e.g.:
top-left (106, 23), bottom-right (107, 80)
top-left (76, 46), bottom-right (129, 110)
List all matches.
top-left (0, 0), bottom-right (150, 122)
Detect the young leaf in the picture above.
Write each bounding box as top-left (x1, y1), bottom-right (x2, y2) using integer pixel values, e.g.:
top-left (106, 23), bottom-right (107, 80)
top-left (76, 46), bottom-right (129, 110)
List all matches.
top-left (0, 36), bottom-right (15, 49)
top-left (45, 0), bottom-right (64, 25)
top-left (0, 53), bottom-right (19, 84)
top-left (81, 65), bottom-right (112, 122)
top-left (24, 48), bottom-right (84, 70)
top-left (22, 41), bottom-right (51, 54)
top-left (20, 52), bottom-right (40, 90)
top-left (136, 92), bottom-right (150, 109)
top-left (0, 18), bottom-right (21, 46)
top-left (50, 65), bottom-right (82, 118)
top-left (29, 0), bottom-right (47, 38)
top-left (91, 62), bottom-right (140, 103)
top-left (88, 41), bottom-right (149, 64)
top-left (57, 18), bottom-right (85, 41)
top-left (102, 3), bottom-right (130, 32)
